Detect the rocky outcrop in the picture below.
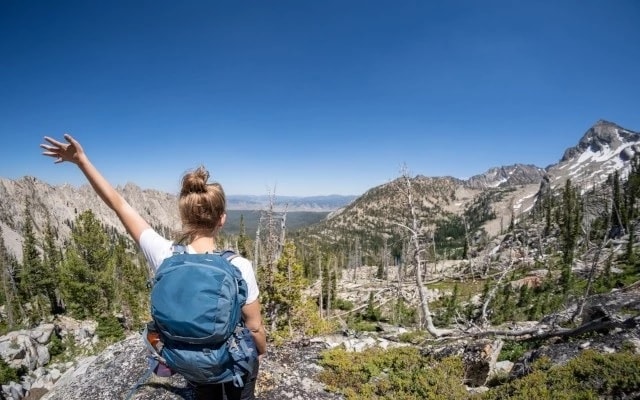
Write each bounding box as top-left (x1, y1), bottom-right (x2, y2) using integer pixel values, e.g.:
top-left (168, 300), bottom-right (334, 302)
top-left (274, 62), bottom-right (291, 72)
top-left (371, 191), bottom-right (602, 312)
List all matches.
top-left (465, 164), bottom-right (546, 189)
top-left (2, 323), bottom-right (362, 400)
top-left (0, 325), bottom-right (54, 371)
top-left (33, 329), bottom-right (413, 400)
top-left (25, 329), bottom-right (510, 399)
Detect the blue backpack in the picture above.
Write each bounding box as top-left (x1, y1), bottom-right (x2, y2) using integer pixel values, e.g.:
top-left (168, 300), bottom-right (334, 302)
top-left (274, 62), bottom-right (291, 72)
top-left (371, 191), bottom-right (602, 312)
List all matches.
top-left (145, 247), bottom-right (258, 387)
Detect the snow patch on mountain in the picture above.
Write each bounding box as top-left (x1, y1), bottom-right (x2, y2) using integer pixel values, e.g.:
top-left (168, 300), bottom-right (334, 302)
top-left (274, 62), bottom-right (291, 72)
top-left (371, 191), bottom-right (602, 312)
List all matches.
top-left (547, 120), bottom-right (640, 193)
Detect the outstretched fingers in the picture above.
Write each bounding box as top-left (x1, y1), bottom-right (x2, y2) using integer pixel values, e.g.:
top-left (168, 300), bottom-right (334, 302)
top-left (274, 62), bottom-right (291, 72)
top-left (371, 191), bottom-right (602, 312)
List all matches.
top-left (40, 148), bottom-right (63, 164)
top-left (43, 136), bottom-right (65, 147)
top-left (40, 142), bottom-right (60, 155)
top-left (40, 134), bottom-right (77, 164)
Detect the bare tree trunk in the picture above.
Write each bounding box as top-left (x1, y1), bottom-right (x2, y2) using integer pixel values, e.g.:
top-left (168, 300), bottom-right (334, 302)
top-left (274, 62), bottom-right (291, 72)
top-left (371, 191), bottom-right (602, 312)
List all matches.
top-left (278, 209), bottom-right (287, 261)
top-left (351, 237), bottom-right (361, 282)
top-left (253, 224), bottom-right (260, 274)
top-left (327, 257), bottom-right (335, 315)
top-left (254, 188), bottom-right (289, 332)
top-left (287, 257), bottom-right (293, 336)
top-left (318, 256), bottom-right (324, 319)
top-left (430, 235), bottom-right (438, 276)
top-left (572, 197), bottom-right (613, 322)
top-left (480, 250), bottom-right (514, 327)
top-left (399, 167), bottom-right (439, 337)
top-left (383, 238), bottom-right (389, 281)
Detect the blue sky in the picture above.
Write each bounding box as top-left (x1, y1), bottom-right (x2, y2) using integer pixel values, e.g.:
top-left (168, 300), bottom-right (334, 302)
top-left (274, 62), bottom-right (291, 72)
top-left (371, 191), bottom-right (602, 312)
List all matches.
top-left (1, 1), bottom-right (639, 196)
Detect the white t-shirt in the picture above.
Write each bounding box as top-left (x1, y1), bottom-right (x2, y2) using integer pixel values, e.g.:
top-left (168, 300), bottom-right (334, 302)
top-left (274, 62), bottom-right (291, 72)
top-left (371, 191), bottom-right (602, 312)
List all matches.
top-left (139, 228), bottom-right (260, 304)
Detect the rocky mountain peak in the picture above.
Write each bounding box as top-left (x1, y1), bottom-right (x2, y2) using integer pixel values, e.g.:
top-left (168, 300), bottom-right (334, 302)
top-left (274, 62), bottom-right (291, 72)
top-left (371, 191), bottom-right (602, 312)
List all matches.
top-left (542, 120), bottom-right (640, 194)
top-left (465, 164), bottom-right (546, 189)
top-left (561, 120), bottom-right (640, 163)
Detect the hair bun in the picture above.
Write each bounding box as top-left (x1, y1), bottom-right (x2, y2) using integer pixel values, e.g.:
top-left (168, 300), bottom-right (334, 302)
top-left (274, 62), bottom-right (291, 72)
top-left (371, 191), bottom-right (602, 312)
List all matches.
top-left (180, 166), bottom-right (210, 195)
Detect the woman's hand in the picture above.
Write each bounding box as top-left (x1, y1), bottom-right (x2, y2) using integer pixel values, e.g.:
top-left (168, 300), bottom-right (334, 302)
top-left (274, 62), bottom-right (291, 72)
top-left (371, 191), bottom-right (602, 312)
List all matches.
top-left (39, 132), bottom-right (150, 244)
top-left (40, 134), bottom-right (86, 165)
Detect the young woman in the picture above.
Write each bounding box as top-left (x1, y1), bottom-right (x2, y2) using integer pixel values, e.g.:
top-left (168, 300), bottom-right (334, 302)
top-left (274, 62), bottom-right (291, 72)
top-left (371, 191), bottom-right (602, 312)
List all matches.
top-left (41, 134), bottom-right (266, 400)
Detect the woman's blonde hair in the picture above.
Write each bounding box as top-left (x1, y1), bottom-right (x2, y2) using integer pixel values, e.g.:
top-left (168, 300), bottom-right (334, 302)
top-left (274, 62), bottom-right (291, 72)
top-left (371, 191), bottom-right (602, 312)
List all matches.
top-left (176, 166), bottom-right (226, 244)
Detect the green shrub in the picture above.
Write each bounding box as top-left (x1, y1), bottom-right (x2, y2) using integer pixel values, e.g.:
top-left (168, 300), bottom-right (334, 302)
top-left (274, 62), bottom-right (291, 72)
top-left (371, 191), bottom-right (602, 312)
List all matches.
top-left (498, 340), bottom-right (536, 362)
top-left (96, 315), bottom-right (125, 343)
top-left (319, 346), bottom-right (468, 400)
top-left (318, 345), bottom-right (640, 400)
top-left (0, 357), bottom-right (19, 385)
top-left (484, 350), bottom-right (640, 399)
top-left (48, 333), bottom-right (66, 357)
top-left (334, 298), bottom-right (355, 311)
top-left (390, 298), bottom-right (416, 326)
top-left (349, 320), bottom-right (378, 332)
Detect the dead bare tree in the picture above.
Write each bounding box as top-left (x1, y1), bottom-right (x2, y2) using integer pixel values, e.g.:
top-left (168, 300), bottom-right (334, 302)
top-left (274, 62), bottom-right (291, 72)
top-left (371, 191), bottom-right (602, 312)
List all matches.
top-left (254, 188), bottom-right (289, 331)
top-left (389, 166), bottom-right (440, 337)
top-left (255, 190), bottom-right (288, 280)
top-left (480, 249), bottom-right (514, 327)
top-left (349, 237), bottom-right (361, 282)
top-left (318, 255), bottom-right (324, 319)
top-left (253, 224), bottom-right (260, 275)
top-left (327, 256), bottom-right (334, 314)
top-left (572, 193), bottom-right (614, 323)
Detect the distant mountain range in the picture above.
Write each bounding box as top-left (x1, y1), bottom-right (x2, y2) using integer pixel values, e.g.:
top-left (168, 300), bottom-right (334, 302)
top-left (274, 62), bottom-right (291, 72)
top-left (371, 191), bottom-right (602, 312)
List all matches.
top-left (1, 120), bottom-right (638, 260)
top-left (226, 194), bottom-right (357, 212)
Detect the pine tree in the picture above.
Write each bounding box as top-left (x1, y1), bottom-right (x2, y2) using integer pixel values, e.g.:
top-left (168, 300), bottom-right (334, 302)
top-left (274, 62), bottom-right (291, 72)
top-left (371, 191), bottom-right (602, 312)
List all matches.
top-left (272, 241), bottom-right (307, 336)
top-left (19, 197), bottom-right (46, 320)
top-left (611, 171), bottom-right (625, 237)
top-left (59, 210), bottom-right (112, 318)
top-left (544, 192), bottom-right (553, 236)
top-left (72, 210), bottom-right (110, 272)
top-left (237, 214), bottom-right (251, 258)
top-left (60, 247), bottom-right (102, 319)
top-left (363, 291), bottom-right (381, 322)
top-left (562, 182), bottom-right (582, 294)
top-left (110, 235), bottom-right (149, 329)
top-left (42, 214), bottom-right (62, 314)
top-left (560, 179), bottom-right (580, 277)
top-left (321, 254), bottom-right (337, 312)
top-left (625, 155), bottom-right (640, 265)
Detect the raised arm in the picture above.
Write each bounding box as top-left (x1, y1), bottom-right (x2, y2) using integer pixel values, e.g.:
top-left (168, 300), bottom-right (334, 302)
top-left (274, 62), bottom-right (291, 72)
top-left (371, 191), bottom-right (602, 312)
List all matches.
top-left (41, 134), bottom-right (150, 244)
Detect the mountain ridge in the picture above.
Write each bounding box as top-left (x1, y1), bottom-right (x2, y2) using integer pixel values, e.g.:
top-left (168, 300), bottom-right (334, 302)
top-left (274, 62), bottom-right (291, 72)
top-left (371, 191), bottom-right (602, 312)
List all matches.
top-left (2, 120), bottom-right (638, 260)
top-left (301, 120), bottom-right (640, 250)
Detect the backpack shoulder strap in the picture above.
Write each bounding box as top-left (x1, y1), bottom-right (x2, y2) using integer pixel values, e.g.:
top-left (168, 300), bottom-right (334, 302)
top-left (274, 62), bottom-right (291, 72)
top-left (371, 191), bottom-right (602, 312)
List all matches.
top-left (220, 249), bottom-right (238, 263)
top-left (171, 244), bottom-right (187, 254)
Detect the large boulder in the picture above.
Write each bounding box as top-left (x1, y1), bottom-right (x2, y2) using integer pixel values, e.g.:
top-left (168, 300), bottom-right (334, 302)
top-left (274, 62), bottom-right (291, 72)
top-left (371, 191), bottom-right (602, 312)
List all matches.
top-left (0, 330), bottom-right (51, 370)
